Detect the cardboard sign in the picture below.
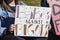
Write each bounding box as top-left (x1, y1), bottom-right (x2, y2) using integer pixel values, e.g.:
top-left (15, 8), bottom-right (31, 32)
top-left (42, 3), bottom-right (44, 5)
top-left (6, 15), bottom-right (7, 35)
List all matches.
top-left (14, 5), bottom-right (51, 37)
top-left (47, 0), bottom-right (60, 35)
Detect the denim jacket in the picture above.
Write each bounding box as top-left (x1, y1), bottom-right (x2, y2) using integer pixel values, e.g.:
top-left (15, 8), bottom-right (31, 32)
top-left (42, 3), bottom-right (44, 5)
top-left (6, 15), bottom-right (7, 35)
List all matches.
top-left (0, 2), bottom-right (27, 36)
top-left (0, 6), bottom-right (15, 36)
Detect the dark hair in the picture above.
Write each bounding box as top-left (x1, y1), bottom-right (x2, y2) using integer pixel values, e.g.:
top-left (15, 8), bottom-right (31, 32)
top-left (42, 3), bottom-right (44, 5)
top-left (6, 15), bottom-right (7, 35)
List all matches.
top-left (4, 0), bottom-right (20, 5)
top-left (0, 0), bottom-right (2, 4)
top-left (1, 0), bottom-right (21, 10)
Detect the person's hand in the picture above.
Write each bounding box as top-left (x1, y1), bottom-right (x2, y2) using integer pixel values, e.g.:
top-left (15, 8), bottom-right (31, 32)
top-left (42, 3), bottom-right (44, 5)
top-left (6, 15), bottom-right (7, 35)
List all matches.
top-left (9, 24), bottom-right (17, 33)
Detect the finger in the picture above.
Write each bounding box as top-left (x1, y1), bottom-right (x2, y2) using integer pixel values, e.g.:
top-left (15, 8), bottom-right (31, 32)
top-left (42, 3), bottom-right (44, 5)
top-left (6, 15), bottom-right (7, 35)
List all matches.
top-left (10, 28), bottom-right (14, 32)
top-left (11, 24), bottom-right (14, 27)
top-left (48, 24), bottom-right (51, 30)
top-left (10, 24), bottom-right (17, 31)
top-left (10, 29), bottom-right (14, 31)
top-left (10, 24), bottom-right (14, 31)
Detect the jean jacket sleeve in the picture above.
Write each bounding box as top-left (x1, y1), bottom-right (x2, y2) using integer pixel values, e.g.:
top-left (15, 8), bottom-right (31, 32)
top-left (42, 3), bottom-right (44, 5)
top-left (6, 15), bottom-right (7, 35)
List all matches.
top-left (0, 7), bottom-right (7, 36)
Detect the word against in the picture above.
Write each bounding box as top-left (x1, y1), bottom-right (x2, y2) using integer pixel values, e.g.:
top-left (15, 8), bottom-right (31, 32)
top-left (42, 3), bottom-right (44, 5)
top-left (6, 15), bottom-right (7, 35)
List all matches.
top-left (48, 0), bottom-right (60, 35)
top-left (15, 5), bottom-right (51, 37)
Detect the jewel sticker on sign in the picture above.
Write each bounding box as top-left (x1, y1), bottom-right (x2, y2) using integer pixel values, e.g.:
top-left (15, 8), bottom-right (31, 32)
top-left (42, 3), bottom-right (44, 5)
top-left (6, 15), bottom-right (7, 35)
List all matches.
top-left (47, 0), bottom-right (60, 35)
top-left (14, 5), bottom-right (51, 37)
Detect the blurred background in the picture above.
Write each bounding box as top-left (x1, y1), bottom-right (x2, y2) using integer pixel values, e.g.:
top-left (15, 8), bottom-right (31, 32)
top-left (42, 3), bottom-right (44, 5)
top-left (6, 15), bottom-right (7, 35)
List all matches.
top-left (22, 0), bottom-right (41, 6)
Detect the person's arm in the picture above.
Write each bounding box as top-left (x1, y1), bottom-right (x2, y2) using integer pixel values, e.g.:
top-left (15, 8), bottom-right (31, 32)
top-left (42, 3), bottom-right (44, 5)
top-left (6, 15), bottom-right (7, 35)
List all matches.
top-left (0, 8), bottom-right (15, 37)
top-left (0, 20), bottom-right (6, 36)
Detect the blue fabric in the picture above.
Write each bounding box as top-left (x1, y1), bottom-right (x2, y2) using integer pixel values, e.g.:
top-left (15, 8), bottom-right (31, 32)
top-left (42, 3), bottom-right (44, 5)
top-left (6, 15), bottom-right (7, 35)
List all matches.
top-left (0, 6), bottom-right (15, 36)
top-left (0, 2), bottom-right (27, 36)
top-left (1, 17), bottom-right (15, 28)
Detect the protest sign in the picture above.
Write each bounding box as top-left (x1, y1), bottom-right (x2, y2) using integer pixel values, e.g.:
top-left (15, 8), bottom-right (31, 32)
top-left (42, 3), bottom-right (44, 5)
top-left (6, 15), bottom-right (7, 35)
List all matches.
top-left (47, 0), bottom-right (60, 35)
top-left (14, 5), bottom-right (51, 37)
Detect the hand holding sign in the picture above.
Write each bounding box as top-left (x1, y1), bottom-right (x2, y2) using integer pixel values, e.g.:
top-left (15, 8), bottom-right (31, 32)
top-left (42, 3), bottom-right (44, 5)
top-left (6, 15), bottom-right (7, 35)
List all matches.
top-left (14, 5), bottom-right (51, 37)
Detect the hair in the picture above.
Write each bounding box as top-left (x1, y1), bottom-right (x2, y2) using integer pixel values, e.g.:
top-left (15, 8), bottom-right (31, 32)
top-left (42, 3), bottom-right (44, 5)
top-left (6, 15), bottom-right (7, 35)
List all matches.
top-left (0, 0), bottom-right (21, 10)
top-left (0, 0), bottom-right (2, 4)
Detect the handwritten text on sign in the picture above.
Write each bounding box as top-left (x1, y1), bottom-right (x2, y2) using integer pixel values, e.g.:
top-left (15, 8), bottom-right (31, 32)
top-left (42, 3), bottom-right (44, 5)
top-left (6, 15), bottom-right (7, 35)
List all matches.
top-left (48, 0), bottom-right (60, 35)
top-left (15, 5), bottom-right (51, 37)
